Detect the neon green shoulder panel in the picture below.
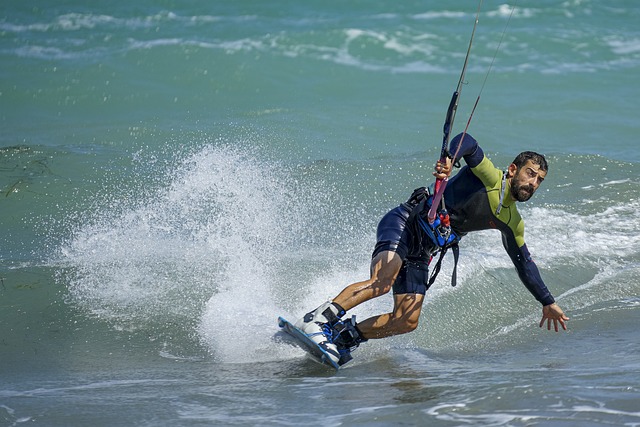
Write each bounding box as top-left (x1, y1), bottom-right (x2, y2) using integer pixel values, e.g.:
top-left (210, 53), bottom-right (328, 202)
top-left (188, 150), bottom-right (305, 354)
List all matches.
top-left (470, 156), bottom-right (526, 248)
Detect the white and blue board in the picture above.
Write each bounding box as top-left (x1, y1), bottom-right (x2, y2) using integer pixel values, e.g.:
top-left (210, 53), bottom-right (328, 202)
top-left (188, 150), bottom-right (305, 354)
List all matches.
top-left (278, 316), bottom-right (340, 370)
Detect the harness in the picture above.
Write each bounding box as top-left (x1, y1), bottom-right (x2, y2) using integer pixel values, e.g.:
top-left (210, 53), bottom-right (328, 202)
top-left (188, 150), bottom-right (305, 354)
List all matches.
top-left (406, 187), bottom-right (461, 287)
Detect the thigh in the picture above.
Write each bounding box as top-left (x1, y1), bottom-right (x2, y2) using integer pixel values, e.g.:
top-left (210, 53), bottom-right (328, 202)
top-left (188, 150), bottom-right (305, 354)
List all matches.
top-left (334, 250), bottom-right (403, 310)
top-left (372, 204), bottom-right (412, 260)
top-left (370, 250), bottom-right (403, 286)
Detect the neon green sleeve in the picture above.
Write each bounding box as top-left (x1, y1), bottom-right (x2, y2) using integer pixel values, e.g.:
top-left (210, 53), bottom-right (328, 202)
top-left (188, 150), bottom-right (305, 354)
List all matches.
top-left (471, 155), bottom-right (526, 248)
top-left (470, 155), bottom-right (501, 188)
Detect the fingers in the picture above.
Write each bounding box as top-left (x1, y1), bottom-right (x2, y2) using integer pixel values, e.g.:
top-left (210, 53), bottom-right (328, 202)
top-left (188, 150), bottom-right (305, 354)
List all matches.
top-left (540, 304), bottom-right (570, 332)
top-left (539, 315), bottom-right (568, 332)
top-left (559, 318), bottom-right (568, 331)
top-left (432, 171), bottom-right (448, 179)
top-left (555, 313), bottom-right (569, 331)
top-left (539, 317), bottom-right (553, 331)
top-left (437, 161), bottom-right (451, 173)
top-left (433, 161), bottom-right (452, 179)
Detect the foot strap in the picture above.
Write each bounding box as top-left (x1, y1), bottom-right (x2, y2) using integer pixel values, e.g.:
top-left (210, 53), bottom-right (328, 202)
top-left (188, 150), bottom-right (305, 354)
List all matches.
top-left (333, 317), bottom-right (366, 350)
top-left (331, 316), bottom-right (366, 366)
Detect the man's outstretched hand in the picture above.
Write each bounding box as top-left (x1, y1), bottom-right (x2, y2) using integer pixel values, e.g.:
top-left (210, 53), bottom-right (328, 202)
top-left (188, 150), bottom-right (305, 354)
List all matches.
top-left (540, 303), bottom-right (569, 332)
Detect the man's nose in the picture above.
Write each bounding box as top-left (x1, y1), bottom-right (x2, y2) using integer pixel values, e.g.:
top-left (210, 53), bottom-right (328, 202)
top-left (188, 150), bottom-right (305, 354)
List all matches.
top-left (530, 177), bottom-right (541, 189)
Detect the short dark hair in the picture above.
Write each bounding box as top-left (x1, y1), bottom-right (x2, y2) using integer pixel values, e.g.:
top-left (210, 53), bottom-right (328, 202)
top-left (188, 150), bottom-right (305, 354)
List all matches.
top-left (512, 151), bottom-right (548, 172)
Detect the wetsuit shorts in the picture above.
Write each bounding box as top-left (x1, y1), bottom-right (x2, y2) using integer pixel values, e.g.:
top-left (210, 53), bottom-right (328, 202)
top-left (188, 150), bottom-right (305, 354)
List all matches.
top-left (372, 204), bottom-right (433, 295)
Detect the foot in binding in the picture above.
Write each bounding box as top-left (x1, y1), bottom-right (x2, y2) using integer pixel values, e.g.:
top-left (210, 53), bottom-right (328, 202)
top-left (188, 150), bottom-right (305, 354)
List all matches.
top-left (332, 316), bottom-right (367, 366)
top-left (294, 301), bottom-right (346, 365)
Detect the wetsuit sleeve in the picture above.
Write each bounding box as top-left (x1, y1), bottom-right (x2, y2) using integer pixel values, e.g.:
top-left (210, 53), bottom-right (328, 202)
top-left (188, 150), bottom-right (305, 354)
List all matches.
top-left (502, 237), bottom-right (556, 306)
top-left (449, 132), bottom-right (484, 168)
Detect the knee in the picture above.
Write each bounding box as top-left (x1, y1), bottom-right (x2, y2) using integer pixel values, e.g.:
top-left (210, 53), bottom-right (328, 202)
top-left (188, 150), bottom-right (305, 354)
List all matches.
top-left (371, 276), bottom-right (394, 296)
top-left (369, 251), bottom-right (402, 296)
top-left (392, 315), bottom-right (420, 335)
top-left (400, 317), bottom-right (420, 334)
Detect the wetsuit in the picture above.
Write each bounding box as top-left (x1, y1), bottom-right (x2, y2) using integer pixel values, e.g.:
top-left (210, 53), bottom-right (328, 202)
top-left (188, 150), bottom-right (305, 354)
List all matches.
top-left (372, 133), bottom-right (555, 306)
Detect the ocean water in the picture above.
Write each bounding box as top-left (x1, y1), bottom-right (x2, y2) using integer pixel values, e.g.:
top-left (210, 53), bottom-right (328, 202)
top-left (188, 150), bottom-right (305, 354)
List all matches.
top-left (1, 1), bottom-right (639, 425)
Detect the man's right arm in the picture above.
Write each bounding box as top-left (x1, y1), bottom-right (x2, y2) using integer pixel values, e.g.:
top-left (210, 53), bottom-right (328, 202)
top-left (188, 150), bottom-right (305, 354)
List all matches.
top-left (449, 132), bottom-right (484, 168)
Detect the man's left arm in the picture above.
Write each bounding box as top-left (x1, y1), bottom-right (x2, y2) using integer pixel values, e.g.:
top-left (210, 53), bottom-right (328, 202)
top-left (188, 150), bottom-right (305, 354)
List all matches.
top-left (503, 236), bottom-right (570, 332)
top-left (506, 239), bottom-right (554, 305)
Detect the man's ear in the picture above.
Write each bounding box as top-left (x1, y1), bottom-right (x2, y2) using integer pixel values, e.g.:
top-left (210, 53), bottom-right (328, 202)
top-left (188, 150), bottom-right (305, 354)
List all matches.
top-left (507, 163), bottom-right (518, 178)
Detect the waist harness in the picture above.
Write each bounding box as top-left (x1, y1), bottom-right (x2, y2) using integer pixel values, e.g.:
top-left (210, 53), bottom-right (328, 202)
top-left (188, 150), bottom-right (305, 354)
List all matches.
top-left (405, 187), bottom-right (461, 287)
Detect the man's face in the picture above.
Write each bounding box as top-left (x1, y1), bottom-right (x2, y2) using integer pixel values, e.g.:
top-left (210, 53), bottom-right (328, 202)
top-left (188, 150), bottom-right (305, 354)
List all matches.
top-left (510, 160), bottom-right (547, 202)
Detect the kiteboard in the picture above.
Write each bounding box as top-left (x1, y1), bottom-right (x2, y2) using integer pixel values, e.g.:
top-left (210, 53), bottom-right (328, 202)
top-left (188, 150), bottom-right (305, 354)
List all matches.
top-left (277, 316), bottom-right (340, 370)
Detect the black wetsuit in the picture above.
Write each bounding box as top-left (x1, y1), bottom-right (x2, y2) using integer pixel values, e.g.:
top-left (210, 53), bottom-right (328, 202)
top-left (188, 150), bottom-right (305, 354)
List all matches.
top-left (373, 134), bottom-right (555, 306)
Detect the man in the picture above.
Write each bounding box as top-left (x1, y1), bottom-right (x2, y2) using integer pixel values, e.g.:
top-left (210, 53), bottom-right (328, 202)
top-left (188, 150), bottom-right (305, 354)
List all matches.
top-left (295, 133), bottom-right (569, 366)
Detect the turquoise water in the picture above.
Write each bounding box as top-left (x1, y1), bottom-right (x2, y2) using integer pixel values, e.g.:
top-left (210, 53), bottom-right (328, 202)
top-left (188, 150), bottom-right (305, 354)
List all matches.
top-left (2, 1), bottom-right (640, 425)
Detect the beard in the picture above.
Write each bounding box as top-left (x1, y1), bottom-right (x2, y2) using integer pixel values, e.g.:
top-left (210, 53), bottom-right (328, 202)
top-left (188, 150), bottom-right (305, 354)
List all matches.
top-left (511, 177), bottom-right (535, 202)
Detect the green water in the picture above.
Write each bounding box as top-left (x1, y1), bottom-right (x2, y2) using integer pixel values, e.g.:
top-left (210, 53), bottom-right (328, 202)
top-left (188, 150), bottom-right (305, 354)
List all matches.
top-left (2, 1), bottom-right (640, 425)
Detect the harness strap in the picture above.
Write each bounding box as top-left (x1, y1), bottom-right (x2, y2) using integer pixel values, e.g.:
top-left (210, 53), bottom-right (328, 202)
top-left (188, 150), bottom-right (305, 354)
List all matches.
top-left (427, 242), bottom-right (460, 287)
top-left (406, 187), bottom-right (461, 287)
top-left (495, 171), bottom-right (507, 215)
top-left (451, 243), bottom-right (459, 287)
top-left (406, 187), bottom-right (429, 223)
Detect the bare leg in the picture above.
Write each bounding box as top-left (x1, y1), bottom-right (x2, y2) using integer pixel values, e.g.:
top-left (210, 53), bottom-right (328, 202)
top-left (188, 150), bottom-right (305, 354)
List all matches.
top-left (333, 250), bottom-right (403, 311)
top-left (356, 293), bottom-right (425, 339)
top-left (332, 250), bottom-right (425, 339)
